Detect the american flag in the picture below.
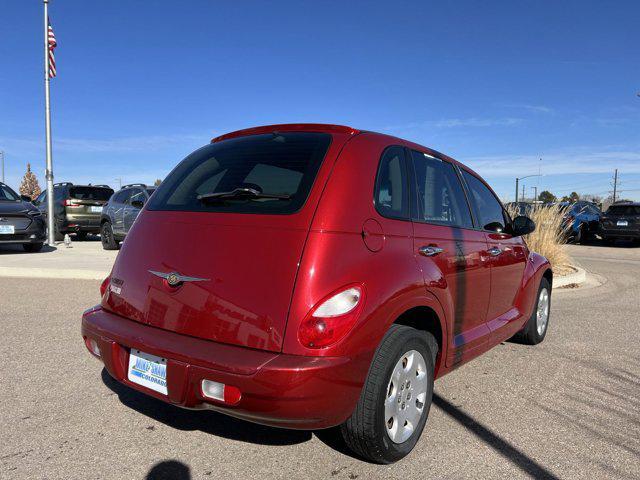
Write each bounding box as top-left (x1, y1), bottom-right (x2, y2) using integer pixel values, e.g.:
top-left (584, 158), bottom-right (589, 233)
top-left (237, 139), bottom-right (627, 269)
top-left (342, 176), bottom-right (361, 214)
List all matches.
top-left (48, 18), bottom-right (57, 78)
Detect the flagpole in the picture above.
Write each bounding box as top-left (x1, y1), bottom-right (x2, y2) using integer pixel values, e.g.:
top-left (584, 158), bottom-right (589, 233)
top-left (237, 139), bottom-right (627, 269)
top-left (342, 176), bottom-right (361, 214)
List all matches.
top-left (44, 0), bottom-right (55, 245)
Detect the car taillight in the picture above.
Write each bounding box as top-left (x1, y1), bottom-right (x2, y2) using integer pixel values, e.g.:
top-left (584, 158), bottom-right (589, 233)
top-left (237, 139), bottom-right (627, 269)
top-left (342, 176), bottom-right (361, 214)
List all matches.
top-left (63, 199), bottom-right (80, 207)
top-left (100, 275), bottom-right (110, 297)
top-left (298, 284), bottom-right (365, 349)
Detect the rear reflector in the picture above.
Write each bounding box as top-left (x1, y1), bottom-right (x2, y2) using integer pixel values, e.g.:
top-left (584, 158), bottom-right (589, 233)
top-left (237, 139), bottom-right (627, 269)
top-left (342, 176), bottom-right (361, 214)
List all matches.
top-left (84, 337), bottom-right (101, 357)
top-left (201, 379), bottom-right (241, 405)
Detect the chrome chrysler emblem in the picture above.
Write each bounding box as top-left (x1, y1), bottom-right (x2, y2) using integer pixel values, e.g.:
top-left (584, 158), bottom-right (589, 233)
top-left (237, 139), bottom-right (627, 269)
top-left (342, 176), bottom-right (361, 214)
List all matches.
top-left (148, 270), bottom-right (209, 287)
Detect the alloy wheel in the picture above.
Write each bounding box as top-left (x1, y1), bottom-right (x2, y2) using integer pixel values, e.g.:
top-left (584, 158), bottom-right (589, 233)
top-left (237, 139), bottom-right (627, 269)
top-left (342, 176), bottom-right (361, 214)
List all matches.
top-left (384, 350), bottom-right (428, 444)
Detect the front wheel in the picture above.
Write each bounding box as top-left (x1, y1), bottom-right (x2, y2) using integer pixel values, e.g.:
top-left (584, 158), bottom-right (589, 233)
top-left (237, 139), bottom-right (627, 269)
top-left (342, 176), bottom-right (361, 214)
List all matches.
top-left (101, 222), bottom-right (119, 250)
top-left (513, 277), bottom-right (551, 345)
top-left (341, 325), bottom-right (437, 464)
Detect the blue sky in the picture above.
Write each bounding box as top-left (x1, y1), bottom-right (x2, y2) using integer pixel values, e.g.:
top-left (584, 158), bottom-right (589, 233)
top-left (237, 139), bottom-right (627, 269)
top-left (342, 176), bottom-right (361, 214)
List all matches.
top-left (1, 0), bottom-right (639, 201)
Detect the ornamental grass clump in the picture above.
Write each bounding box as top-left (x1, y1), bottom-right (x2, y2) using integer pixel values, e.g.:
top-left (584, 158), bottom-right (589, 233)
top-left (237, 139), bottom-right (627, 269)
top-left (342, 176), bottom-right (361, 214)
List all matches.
top-left (508, 203), bottom-right (573, 275)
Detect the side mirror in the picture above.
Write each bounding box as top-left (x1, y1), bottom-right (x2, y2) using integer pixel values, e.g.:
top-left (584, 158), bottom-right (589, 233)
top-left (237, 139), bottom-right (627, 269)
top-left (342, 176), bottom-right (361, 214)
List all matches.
top-left (130, 200), bottom-right (144, 209)
top-left (20, 195), bottom-right (33, 203)
top-left (511, 215), bottom-right (536, 236)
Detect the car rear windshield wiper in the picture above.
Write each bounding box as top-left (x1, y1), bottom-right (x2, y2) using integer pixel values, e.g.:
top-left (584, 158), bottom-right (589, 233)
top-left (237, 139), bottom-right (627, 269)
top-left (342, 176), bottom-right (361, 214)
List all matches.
top-left (197, 187), bottom-right (291, 202)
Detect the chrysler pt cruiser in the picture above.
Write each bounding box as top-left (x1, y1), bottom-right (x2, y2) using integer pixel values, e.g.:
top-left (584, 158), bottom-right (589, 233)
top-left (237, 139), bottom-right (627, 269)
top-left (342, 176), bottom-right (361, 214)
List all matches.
top-left (82, 124), bottom-right (552, 463)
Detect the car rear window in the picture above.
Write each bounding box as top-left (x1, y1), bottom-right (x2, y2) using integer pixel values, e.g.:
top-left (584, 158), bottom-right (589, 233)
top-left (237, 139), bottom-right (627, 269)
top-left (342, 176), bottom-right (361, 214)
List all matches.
top-left (147, 132), bottom-right (331, 214)
top-left (607, 205), bottom-right (640, 215)
top-left (69, 187), bottom-right (114, 201)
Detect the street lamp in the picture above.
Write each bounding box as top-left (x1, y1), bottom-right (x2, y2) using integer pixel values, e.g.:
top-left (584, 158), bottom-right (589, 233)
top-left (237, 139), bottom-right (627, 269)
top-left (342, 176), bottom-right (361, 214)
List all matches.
top-left (515, 174), bottom-right (542, 203)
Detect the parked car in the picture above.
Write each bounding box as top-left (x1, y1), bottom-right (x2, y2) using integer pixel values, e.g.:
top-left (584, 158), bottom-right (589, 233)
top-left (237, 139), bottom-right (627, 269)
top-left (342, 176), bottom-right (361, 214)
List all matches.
top-left (34, 183), bottom-right (114, 241)
top-left (81, 124), bottom-right (552, 463)
top-left (599, 202), bottom-right (640, 245)
top-left (505, 201), bottom-right (535, 216)
top-left (100, 184), bottom-right (156, 250)
top-left (0, 182), bottom-right (46, 252)
top-left (558, 200), bottom-right (601, 244)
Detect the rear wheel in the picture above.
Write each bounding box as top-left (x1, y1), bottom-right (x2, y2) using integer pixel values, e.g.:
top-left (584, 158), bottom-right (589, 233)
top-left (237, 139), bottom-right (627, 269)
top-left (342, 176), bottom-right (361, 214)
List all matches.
top-left (341, 325), bottom-right (437, 464)
top-left (101, 222), bottom-right (119, 250)
top-left (579, 225), bottom-right (592, 244)
top-left (513, 278), bottom-right (551, 345)
top-left (23, 242), bottom-right (44, 253)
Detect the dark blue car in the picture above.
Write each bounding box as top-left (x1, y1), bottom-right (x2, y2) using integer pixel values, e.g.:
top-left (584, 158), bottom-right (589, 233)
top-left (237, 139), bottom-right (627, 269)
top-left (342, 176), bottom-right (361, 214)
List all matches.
top-left (559, 201), bottom-right (601, 243)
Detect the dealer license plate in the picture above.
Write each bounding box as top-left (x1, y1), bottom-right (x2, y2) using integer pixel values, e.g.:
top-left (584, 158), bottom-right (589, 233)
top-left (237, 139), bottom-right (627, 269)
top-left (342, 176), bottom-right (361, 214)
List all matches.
top-left (617, 220), bottom-right (628, 227)
top-left (91, 206), bottom-right (103, 213)
top-left (0, 225), bottom-right (15, 234)
top-left (127, 349), bottom-right (168, 395)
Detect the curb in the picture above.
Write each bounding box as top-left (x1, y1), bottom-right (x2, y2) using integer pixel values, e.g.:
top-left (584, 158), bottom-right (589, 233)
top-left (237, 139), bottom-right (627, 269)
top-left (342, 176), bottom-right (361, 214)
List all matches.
top-left (553, 265), bottom-right (587, 289)
top-left (0, 267), bottom-right (107, 280)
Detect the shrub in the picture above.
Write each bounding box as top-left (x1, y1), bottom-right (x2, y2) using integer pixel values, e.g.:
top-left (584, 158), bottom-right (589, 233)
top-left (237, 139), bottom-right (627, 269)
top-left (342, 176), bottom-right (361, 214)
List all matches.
top-left (507, 204), bottom-right (573, 274)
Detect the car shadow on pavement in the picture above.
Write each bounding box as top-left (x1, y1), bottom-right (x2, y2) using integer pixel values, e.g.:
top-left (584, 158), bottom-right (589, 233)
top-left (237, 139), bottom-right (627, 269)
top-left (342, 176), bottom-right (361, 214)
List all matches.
top-left (146, 460), bottom-right (191, 480)
top-left (432, 394), bottom-right (561, 480)
top-left (581, 239), bottom-right (639, 248)
top-left (101, 368), bottom-right (312, 446)
top-left (0, 244), bottom-right (56, 254)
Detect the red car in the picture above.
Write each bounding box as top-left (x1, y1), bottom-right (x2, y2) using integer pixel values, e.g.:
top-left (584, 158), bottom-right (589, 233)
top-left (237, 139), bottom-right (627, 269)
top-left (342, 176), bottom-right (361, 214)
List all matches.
top-left (82, 124), bottom-right (552, 463)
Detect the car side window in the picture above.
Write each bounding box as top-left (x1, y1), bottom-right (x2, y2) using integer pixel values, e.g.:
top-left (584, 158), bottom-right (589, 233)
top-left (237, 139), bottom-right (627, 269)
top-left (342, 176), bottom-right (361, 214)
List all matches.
top-left (129, 189), bottom-right (146, 206)
top-left (410, 150), bottom-right (473, 228)
top-left (35, 191), bottom-right (46, 205)
top-left (462, 170), bottom-right (507, 232)
top-left (115, 189), bottom-right (131, 205)
top-left (374, 146), bottom-right (409, 219)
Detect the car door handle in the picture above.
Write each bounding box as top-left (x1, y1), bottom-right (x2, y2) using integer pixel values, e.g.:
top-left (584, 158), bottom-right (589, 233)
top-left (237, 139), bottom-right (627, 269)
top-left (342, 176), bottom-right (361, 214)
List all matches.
top-left (488, 247), bottom-right (502, 256)
top-left (419, 246), bottom-right (444, 257)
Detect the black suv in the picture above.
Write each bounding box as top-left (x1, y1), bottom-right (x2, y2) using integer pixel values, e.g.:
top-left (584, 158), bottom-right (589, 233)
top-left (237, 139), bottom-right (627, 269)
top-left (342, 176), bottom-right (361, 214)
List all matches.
top-left (599, 202), bottom-right (640, 245)
top-left (100, 184), bottom-right (156, 250)
top-left (34, 183), bottom-right (114, 241)
top-left (0, 182), bottom-right (46, 252)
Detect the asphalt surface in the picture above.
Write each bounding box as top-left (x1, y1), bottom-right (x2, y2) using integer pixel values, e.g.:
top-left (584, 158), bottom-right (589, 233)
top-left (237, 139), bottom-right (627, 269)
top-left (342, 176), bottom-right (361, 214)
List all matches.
top-left (1, 243), bottom-right (639, 479)
top-left (0, 236), bottom-right (116, 280)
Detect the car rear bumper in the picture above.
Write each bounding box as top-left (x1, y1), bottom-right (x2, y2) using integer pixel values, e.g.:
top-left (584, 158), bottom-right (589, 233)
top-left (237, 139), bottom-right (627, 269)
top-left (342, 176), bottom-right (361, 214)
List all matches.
top-left (62, 215), bottom-right (102, 233)
top-left (600, 227), bottom-right (640, 239)
top-left (81, 306), bottom-right (363, 429)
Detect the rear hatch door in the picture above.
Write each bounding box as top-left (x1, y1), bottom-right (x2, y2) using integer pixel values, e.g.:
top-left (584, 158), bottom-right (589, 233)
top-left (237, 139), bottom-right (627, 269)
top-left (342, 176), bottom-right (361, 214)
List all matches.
top-left (66, 186), bottom-right (114, 218)
top-left (103, 130), bottom-right (349, 352)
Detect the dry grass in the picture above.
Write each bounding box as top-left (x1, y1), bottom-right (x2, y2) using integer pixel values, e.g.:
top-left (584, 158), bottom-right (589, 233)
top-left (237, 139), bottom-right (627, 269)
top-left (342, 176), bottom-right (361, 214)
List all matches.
top-left (507, 204), bottom-right (574, 275)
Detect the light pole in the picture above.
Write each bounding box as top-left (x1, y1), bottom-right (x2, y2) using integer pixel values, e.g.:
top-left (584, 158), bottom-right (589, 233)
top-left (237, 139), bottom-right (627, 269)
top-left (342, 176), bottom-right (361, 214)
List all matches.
top-left (0, 151), bottom-right (4, 183)
top-left (515, 174), bottom-right (542, 203)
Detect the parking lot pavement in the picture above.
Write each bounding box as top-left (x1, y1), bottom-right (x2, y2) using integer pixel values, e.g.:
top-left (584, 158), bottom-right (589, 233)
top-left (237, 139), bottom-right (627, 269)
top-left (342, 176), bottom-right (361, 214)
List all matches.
top-left (1, 243), bottom-right (639, 480)
top-left (0, 236), bottom-right (116, 280)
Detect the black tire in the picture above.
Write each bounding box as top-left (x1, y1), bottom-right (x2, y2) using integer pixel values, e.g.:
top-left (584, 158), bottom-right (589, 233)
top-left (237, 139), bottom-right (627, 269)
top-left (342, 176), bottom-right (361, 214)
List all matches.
top-left (101, 222), bottom-right (119, 250)
top-left (75, 231), bottom-right (88, 241)
top-left (23, 242), bottom-right (44, 253)
top-left (45, 225), bottom-right (64, 242)
top-left (341, 325), bottom-right (437, 464)
top-left (513, 277), bottom-right (551, 345)
top-left (54, 225), bottom-right (64, 242)
top-left (579, 225), bottom-right (592, 245)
